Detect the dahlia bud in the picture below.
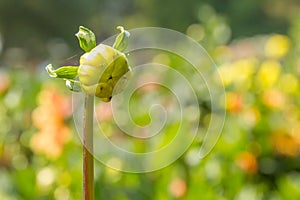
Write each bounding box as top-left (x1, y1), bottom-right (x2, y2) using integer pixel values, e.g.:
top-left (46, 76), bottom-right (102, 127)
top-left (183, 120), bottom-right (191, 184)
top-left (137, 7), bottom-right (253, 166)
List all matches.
top-left (45, 26), bottom-right (131, 102)
top-left (78, 44), bottom-right (131, 102)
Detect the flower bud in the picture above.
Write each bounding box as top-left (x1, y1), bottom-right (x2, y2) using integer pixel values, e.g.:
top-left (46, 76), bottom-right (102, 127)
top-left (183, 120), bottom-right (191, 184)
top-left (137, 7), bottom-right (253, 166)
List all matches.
top-left (78, 44), bottom-right (131, 102)
top-left (46, 26), bottom-right (131, 102)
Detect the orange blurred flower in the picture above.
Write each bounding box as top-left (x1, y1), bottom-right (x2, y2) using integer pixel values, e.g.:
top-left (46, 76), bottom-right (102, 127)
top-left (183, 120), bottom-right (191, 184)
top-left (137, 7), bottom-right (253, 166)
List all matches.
top-left (169, 178), bottom-right (187, 198)
top-left (235, 151), bottom-right (258, 174)
top-left (31, 126), bottom-right (70, 158)
top-left (37, 86), bottom-right (72, 118)
top-left (226, 92), bottom-right (243, 113)
top-left (272, 133), bottom-right (300, 157)
top-left (0, 71), bottom-right (11, 94)
top-left (30, 85), bottom-right (71, 159)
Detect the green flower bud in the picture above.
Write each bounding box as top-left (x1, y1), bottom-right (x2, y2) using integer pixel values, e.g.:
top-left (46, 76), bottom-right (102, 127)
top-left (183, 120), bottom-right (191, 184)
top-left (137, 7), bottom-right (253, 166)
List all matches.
top-left (46, 26), bottom-right (130, 102)
top-left (78, 44), bottom-right (131, 102)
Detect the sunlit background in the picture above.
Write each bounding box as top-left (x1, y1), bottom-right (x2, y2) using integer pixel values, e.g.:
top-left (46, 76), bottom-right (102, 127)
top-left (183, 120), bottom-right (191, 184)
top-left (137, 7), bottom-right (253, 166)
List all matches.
top-left (1, 0), bottom-right (300, 199)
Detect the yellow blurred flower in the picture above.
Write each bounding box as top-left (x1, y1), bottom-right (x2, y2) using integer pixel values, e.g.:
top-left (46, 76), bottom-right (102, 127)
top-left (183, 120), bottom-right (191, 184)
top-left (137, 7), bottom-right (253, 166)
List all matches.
top-left (256, 60), bottom-right (281, 88)
top-left (233, 59), bottom-right (257, 83)
top-left (218, 63), bottom-right (232, 86)
top-left (218, 58), bottom-right (257, 87)
top-left (264, 34), bottom-right (290, 59)
top-left (278, 73), bottom-right (299, 94)
top-left (291, 124), bottom-right (300, 146)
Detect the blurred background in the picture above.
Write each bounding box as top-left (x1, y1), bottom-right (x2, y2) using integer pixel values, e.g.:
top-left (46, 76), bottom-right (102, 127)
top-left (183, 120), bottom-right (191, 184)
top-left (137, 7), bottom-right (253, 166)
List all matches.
top-left (1, 0), bottom-right (300, 199)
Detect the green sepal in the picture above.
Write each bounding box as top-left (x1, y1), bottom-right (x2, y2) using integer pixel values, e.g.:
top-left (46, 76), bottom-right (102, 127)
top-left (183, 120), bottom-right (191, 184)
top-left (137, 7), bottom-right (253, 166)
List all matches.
top-left (46, 64), bottom-right (79, 79)
top-left (65, 79), bottom-right (82, 92)
top-left (75, 26), bottom-right (96, 52)
top-left (113, 26), bottom-right (130, 52)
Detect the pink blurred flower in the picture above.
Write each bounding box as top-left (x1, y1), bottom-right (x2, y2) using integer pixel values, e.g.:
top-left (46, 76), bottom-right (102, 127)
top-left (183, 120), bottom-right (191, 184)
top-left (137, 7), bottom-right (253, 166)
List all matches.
top-left (169, 178), bottom-right (187, 198)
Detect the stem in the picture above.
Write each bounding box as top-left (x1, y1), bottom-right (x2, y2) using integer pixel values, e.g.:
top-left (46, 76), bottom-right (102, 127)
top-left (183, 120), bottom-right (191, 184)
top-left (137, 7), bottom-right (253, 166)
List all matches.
top-left (83, 94), bottom-right (94, 200)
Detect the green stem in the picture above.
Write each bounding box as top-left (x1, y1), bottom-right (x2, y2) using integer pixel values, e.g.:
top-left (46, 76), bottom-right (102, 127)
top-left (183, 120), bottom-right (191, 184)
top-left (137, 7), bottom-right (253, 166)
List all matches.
top-left (83, 94), bottom-right (94, 200)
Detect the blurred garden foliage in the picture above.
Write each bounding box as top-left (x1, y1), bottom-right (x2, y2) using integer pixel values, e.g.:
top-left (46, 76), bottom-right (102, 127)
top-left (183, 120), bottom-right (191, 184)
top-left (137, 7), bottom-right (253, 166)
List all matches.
top-left (1, 0), bottom-right (300, 199)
